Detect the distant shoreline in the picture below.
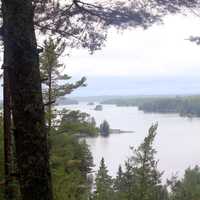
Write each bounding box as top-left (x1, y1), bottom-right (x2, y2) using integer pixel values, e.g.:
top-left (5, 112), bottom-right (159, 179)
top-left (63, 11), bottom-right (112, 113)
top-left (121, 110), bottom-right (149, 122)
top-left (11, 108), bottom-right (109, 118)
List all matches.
top-left (100, 96), bottom-right (200, 118)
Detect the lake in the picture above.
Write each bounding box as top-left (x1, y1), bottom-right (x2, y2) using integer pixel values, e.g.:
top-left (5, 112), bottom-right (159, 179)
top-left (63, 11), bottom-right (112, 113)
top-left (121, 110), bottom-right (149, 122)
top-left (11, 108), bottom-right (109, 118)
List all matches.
top-left (61, 102), bottom-right (200, 181)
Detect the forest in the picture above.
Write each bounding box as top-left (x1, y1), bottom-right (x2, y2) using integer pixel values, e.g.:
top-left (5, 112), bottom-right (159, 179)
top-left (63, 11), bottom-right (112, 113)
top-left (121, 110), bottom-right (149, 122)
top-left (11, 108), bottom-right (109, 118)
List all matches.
top-left (1, 0), bottom-right (200, 200)
top-left (102, 96), bottom-right (200, 117)
top-left (2, 118), bottom-right (200, 200)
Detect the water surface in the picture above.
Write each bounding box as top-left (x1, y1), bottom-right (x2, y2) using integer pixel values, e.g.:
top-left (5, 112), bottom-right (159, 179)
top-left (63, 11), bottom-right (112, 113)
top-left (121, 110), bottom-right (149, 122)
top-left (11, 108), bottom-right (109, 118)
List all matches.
top-left (62, 103), bottom-right (200, 181)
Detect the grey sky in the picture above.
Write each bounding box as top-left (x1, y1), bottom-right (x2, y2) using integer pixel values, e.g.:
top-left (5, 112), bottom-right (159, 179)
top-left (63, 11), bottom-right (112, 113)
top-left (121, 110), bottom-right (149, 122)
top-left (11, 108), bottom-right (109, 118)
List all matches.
top-left (63, 13), bottom-right (200, 96)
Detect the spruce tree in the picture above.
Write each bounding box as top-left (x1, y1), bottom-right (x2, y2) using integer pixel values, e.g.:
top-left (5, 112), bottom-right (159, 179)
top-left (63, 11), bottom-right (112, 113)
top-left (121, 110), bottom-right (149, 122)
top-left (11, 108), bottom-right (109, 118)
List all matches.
top-left (114, 166), bottom-right (123, 192)
top-left (93, 158), bottom-right (114, 200)
top-left (100, 120), bottom-right (110, 136)
top-left (114, 165), bottom-right (128, 200)
top-left (120, 161), bottom-right (135, 200)
top-left (169, 166), bottom-right (200, 200)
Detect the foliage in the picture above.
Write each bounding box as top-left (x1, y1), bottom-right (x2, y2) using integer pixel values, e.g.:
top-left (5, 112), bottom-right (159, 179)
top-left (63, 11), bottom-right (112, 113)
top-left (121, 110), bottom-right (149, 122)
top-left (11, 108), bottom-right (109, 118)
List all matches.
top-left (93, 158), bottom-right (114, 200)
top-left (114, 164), bottom-right (133, 200)
top-left (169, 166), bottom-right (200, 200)
top-left (40, 38), bottom-right (86, 130)
top-left (39, 38), bottom-right (98, 200)
top-left (50, 132), bottom-right (93, 200)
top-left (34, 0), bottom-right (169, 53)
top-left (92, 124), bottom-right (166, 200)
top-left (4, 0), bottom-right (200, 199)
top-left (102, 96), bottom-right (200, 117)
top-left (124, 124), bottom-right (163, 200)
top-left (99, 120), bottom-right (110, 136)
top-left (57, 109), bottom-right (98, 136)
top-left (56, 97), bottom-right (79, 105)
top-left (40, 38), bottom-right (86, 104)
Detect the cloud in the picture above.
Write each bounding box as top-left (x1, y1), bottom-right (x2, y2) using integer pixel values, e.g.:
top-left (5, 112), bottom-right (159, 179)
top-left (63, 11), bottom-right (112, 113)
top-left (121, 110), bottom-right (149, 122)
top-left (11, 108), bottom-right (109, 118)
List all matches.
top-left (63, 13), bottom-right (200, 78)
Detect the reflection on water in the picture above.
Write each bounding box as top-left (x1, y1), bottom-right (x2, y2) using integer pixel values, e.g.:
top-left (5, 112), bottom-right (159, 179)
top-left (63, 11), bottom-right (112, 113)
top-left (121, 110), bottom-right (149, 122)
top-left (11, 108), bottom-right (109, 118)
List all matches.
top-left (61, 102), bottom-right (200, 181)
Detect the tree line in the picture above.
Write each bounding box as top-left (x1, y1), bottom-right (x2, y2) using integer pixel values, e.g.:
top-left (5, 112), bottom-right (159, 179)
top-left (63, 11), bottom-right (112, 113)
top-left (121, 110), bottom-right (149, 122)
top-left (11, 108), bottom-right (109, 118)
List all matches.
top-left (102, 96), bottom-right (200, 117)
top-left (1, 0), bottom-right (200, 199)
top-left (92, 124), bottom-right (200, 200)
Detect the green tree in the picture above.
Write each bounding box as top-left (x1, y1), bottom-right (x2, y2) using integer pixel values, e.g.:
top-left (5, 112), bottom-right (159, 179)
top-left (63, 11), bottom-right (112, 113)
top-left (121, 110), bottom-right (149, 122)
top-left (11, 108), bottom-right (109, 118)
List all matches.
top-left (78, 140), bottom-right (94, 177)
top-left (113, 165), bottom-right (129, 200)
top-left (58, 109), bottom-right (98, 136)
top-left (125, 124), bottom-right (163, 200)
top-left (100, 120), bottom-right (110, 136)
top-left (93, 158), bottom-right (114, 200)
top-left (2, 0), bottom-right (197, 198)
top-left (114, 166), bottom-right (123, 192)
top-left (169, 166), bottom-right (200, 200)
top-left (115, 161), bottom-right (135, 200)
top-left (50, 132), bottom-right (93, 200)
top-left (40, 38), bottom-right (86, 131)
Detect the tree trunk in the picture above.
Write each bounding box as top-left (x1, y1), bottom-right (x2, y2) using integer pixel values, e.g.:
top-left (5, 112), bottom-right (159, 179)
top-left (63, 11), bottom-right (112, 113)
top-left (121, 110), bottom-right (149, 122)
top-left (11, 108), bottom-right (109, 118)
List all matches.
top-left (2, 0), bottom-right (53, 199)
top-left (48, 67), bottom-right (52, 133)
top-left (3, 62), bottom-right (13, 200)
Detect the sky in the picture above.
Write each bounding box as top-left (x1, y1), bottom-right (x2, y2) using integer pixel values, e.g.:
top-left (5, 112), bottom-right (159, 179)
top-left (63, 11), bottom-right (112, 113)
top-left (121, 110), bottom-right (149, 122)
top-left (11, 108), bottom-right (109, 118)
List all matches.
top-left (0, 12), bottom-right (200, 98)
top-left (1, 13), bottom-right (200, 97)
top-left (62, 12), bottom-right (200, 96)
top-left (61, 13), bottom-right (200, 96)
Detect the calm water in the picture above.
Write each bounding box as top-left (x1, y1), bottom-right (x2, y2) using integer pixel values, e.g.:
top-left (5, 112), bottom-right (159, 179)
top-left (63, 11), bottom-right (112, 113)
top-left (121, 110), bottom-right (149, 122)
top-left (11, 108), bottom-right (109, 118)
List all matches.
top-left (61, 102), bottom-right (200, 181)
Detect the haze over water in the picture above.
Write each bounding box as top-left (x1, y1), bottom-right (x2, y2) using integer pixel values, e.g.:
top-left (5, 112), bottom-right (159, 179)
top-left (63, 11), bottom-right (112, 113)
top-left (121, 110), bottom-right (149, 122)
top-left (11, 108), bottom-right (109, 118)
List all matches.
top-left (62, 102), bottom-right (200, 181)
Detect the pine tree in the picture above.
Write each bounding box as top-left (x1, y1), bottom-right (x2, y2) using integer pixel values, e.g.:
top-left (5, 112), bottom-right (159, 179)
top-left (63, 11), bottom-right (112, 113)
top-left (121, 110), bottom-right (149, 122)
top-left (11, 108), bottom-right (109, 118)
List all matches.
top-left (129, 123), bottom-right (163, 200)
top-left (40, 38), bottom-right (86, 131)
top-left (1, 0), bottom-right (198, 199)
top-left (93, 158), bottom-right (114, 200)
top-left (119, 124), bottom-right (163, 200)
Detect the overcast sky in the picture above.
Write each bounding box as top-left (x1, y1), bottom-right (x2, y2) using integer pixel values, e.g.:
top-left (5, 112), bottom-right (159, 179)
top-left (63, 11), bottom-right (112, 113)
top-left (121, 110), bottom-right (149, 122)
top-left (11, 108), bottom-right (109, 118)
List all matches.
top-left (62, 13), bottom-right (200, 96)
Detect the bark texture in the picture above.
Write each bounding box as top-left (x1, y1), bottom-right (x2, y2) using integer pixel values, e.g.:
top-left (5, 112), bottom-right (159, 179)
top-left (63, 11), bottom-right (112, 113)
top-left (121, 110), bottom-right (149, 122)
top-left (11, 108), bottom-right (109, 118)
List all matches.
top-left (2, 0), bottom-right (53, 199)
top-left (3, 64), bottom-right (13, 200)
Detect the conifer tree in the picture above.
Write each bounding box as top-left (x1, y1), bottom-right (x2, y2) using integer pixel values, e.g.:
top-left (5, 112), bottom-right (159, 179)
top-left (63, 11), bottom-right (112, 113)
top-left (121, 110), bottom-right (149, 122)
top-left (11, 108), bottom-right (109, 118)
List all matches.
top-left (129, 123), bottom-right (163, 200)
top-left (40, 38), bottom-right (86, 131)
top-left (114, 165), bottom-right (128, 200)
top-left (77, 140), bottom-right (93, 177)
top-left (93, 158), bottom-right (114, 200)
top-left (2, 0), bottom-right (198, 199)
top-left (114, 166), bottom-right (123, 192)
top-left (99, 120), bottom-right (110, 136)
top-left (119, 124), bottom-right (163, 200)
top-left (119, 161), bottom-right (135, 200)
top-left (169, 166), bottom-right (200, 200)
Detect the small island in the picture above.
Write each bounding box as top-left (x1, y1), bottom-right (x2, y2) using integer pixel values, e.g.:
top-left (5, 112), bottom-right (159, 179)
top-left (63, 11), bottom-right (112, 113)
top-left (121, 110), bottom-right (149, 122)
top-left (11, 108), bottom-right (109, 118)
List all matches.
top-left (88, 102), bottom-right (95, 105)
top-left (99, 120), bottom-right (110, 136)
top-left (99, 120), bottom-right (134, 136)
top-left (94, 104), bottom-right (103, 111)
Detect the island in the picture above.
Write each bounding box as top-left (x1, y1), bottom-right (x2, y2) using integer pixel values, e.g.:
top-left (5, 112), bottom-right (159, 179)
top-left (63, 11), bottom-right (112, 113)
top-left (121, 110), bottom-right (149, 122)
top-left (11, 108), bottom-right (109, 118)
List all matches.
top-left (88, 102), bottom-right (95, 105)
top-left (94, 105), bottom-right (103, 111)
top-left (99, 120), bottom-right (134, 136)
